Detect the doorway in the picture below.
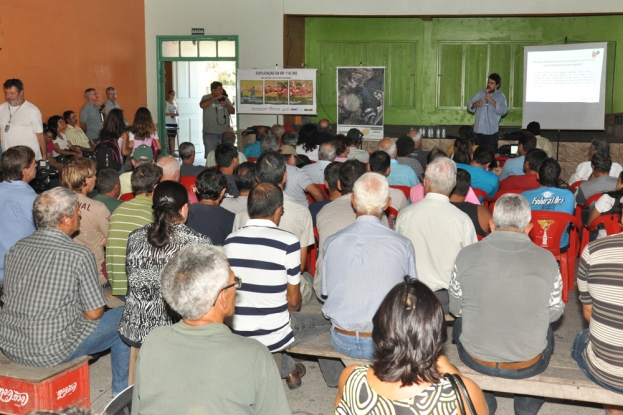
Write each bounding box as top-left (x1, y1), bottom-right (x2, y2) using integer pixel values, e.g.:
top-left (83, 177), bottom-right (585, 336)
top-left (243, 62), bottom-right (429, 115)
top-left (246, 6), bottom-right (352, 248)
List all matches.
top-left (157, 36), bottom-right (239, 159)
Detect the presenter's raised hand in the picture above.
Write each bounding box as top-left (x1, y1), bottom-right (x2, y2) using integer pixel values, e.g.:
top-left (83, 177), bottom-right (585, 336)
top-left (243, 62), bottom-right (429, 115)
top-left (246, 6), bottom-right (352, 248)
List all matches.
top-left (485, 92), bottom-right (496, 105)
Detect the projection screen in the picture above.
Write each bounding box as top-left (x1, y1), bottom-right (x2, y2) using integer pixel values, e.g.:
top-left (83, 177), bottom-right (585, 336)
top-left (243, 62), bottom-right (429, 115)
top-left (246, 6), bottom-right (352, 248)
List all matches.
top-left (522, 42), bottom-right (607, 130)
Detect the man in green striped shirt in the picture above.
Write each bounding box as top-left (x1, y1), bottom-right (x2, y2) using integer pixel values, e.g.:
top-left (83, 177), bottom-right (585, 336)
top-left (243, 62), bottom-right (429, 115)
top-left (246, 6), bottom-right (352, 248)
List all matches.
top-left (106, 163), bottom-right (162, 297)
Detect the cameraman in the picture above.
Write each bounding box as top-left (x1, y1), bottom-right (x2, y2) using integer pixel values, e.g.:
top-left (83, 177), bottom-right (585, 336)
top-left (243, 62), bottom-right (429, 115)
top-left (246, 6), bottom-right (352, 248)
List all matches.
top-left (199, 81), bottom-right (235, 156)
top-left (0, 146), bottom-right (37, 285)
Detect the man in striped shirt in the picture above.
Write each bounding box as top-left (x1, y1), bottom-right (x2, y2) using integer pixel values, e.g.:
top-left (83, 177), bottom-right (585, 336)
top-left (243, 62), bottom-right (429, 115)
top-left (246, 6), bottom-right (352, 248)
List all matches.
top-left (106, 163), bottom-right (162, 297)
top-left (224, 182), bottom-right (330, 390)
top-left (574, 227), bottom-right (623, 415)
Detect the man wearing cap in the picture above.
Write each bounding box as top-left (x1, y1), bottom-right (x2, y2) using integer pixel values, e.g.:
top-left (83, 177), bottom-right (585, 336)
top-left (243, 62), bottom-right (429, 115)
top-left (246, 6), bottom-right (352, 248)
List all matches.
top-left (118, 144), bottom-right (154, 195)
top-left (281, 145), bottom-right (326, 206)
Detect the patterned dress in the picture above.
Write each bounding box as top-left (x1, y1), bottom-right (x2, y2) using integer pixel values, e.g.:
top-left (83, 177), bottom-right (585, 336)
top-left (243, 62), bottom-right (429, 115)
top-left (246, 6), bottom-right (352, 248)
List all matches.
top-left (336, 365), bottom-right (459, 415)
top-left (118, 223), bottom-right (211, 345)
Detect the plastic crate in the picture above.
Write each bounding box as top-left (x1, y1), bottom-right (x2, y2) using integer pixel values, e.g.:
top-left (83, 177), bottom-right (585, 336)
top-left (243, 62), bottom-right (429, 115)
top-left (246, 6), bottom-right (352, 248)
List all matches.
top-left (0, 354), bottom-right (90, 414)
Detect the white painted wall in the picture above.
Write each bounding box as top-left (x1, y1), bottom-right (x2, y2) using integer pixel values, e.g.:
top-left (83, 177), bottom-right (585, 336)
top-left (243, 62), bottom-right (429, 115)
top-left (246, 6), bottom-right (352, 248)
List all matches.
top-left (145, 0), bottom-right (285, 131)
top-left (145, 0), bottom-right (623, 131)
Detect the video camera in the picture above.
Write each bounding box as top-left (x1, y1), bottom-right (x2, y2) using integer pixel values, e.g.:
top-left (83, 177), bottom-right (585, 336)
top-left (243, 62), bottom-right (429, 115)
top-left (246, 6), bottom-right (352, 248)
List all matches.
top-left (30, 159), bottom-right (59, 194)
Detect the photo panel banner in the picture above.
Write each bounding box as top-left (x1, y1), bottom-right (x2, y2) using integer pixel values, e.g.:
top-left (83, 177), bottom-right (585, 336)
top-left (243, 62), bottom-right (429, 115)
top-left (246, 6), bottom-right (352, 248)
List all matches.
top-left (336, 67), bottom-right (385, 140)
top-left (237, 69), bottom-right (317, 115)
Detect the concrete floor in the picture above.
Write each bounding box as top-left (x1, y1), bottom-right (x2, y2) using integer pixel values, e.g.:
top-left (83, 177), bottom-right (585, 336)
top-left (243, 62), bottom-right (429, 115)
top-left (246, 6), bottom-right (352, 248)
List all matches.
top-left (89, 280), bottom-right (612, 415)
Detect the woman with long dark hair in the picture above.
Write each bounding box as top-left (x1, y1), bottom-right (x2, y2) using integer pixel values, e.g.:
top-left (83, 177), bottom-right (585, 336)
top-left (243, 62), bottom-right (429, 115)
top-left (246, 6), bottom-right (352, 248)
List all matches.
top-left (335, 277), bottom-right (488, 415)
top-left (126, 107), bottom-right (162, 157)
top-left (118, 181), bottom-right (212, 347)
top-left (452, 138), bottom-right (474, 165)
top-left (99, 108), bottom-right (129, 156)
top-left (296, 123), bottom-right (320, 161)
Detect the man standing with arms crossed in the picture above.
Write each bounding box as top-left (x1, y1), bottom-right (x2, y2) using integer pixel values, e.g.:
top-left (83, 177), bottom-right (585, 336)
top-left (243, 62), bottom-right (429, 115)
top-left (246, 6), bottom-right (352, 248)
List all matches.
top-left (200, 81), bottom-right (235, 157)
top-left (0, 79), bottom-right (46, 160)
top-left (467, 73), bottom-right (508, 151)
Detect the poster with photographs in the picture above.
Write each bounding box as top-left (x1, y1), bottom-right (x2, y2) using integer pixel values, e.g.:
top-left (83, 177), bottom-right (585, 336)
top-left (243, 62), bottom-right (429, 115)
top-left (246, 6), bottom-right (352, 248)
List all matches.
top-left (237, 69), bottom-right (317, 115)
top-left (336, 67), bottom-right (385, 140)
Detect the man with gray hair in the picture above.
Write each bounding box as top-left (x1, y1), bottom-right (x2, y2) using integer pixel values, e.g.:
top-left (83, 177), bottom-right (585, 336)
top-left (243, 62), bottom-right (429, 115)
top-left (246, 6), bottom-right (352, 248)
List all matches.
top-left (321, 172), bottom-right (417, 383)
top-left (378, 137), bottom-right (419, 187)
top-left (271, 124), bottom-right (285, 141)
top-left (205, 131), bottom-right (247, 168)
top-left (80, 88), bottom-right (103, 143)
top-left (132, 244), bottom-right (290, 414)
top-left (569, 138), bottom-right (623, 184)
top-left (0, 187), bottom-right (130, 396)
top-left (408, 128), bottom-right (429, 168)
top-left (281, 131), bottom-right (298, 147)
top-left (396, 157), bottom-right (476, 313)
top-left (157, 155), bottom-right (181, 182)
top-left (179, 142), bottom-right (206, 177)
top-left (449, 193), bottom-right (564, 415)
top-left (302, 141), bottom-right (336, 184)
top-left (261, 133), bottom-right (280, 154)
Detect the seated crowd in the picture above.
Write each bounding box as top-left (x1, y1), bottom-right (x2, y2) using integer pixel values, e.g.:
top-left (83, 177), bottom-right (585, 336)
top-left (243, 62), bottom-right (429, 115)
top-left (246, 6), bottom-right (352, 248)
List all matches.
top-left (1, 110), bottom-right (623, 415)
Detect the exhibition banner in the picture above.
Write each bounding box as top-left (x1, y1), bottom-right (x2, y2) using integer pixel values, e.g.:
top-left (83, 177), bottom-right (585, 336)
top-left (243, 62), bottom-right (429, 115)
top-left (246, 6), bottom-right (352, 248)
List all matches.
top-left (336, 67), bottom-right (385, 140)
top-left (236, 69), bottom-right (317, 115)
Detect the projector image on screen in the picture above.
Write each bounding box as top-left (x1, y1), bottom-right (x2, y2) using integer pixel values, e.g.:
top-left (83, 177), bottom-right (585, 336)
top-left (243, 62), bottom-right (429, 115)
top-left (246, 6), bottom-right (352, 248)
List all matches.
top-left (522, 42), bottom-right (607, 130)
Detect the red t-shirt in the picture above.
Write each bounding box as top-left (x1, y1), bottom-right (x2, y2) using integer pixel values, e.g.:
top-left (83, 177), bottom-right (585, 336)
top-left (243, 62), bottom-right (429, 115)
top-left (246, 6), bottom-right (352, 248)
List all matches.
top-left (499, 174), bottom-right (540, 191)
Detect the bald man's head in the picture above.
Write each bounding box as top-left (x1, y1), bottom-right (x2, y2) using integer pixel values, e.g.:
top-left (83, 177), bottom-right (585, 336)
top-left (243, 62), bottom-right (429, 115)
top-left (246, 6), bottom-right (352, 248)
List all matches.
top-left (157, 156), bottom-right (181, 182)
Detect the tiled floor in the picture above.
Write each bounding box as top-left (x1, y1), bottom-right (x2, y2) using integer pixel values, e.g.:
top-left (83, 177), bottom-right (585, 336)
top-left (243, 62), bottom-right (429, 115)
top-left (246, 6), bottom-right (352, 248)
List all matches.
top-left (90, 279), bottom-right (611, 414)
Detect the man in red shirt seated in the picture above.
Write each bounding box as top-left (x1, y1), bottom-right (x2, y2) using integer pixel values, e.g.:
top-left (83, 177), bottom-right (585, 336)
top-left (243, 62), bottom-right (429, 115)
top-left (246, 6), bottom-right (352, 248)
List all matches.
top-left (499, 148), bottom-right (547, 191)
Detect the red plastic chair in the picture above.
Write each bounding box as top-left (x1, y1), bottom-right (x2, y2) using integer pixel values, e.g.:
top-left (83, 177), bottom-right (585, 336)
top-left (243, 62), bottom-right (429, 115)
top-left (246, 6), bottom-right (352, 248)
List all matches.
top-left (472, 188), bottom-right (490, 209)
top-left (568, 180), bottom-right (585, 193)
top-left (580, 213), bottom-right (622, 255)
top-left (528, 211), bottom-right (582, 303)
top-left (247, 157), bottom-right (258, 162)
top-left (119, 193), bottom-right (135, 201)
top-left (316, 183), bottom-right (329, 198)
top-left (306, 227), bottom-right (319, 276)
top-left (390, 186), bottom-right (411, 202)
top-left (180, 176), bottom-right (197, 194)
top-left (385, 206), bottom-right (399, 230)
top-left (574, 193), bottom-right (603, 226)
top-left (489, 189), bottom-right (523, 214)
top-left (180, 176), bottom-right (199, 204)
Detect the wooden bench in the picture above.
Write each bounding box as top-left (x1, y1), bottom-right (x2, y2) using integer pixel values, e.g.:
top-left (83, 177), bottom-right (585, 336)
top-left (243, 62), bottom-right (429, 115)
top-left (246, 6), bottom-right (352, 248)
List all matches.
top-left (287, 332), bottom-right (623, 406)
top-left (0, 354), bottom-right (90, 414)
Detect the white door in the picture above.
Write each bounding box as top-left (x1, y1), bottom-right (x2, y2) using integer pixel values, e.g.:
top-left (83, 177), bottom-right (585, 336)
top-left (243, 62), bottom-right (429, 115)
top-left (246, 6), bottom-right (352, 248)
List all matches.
top-left (173, 61), bottom-right (207, 158)
top-left (173, 61), bottom-right (237, 160)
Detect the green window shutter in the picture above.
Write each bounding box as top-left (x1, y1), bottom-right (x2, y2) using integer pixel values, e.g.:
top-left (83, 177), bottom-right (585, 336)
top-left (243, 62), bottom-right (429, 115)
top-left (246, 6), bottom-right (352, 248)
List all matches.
top-left (389, 43), bottom-right (417, 107)
top-left (438, 43), bottom-right (463, 108)
top-left (464, 44), bottom-right (489, 107)
top-left (488, 43), bottom-right (513, 107)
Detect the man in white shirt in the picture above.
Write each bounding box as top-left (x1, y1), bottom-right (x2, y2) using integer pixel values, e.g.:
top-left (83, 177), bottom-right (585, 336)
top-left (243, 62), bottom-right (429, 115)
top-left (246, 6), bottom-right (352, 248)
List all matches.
top-left (280, 145), bottom-right (326, 206)
top-left (302, 142), bottom-right (336, 184)
top-left (0, 79), bottom-right (45, 160)
top-left (569, 138), bottom-right (623, 184)
top-left (396, 157), bottom-right (477, 313)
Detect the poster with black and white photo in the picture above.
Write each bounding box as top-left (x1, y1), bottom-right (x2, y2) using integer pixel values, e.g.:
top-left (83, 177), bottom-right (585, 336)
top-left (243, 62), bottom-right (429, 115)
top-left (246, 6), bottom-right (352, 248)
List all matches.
top-left (236, 68), bottom-right (317, 115)
top-left (336, 67), bottom-right (385, 140)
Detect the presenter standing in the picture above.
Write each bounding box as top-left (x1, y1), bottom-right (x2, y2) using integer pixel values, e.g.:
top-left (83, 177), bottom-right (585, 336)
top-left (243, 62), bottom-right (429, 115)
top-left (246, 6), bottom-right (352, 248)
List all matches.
top-left (467, 73), bottom-right (508, 151)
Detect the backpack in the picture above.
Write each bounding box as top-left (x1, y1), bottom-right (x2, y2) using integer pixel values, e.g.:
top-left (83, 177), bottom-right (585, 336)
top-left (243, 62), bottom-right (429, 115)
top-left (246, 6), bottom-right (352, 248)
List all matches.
top-left (94, 139), bottom-right (123, 171)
